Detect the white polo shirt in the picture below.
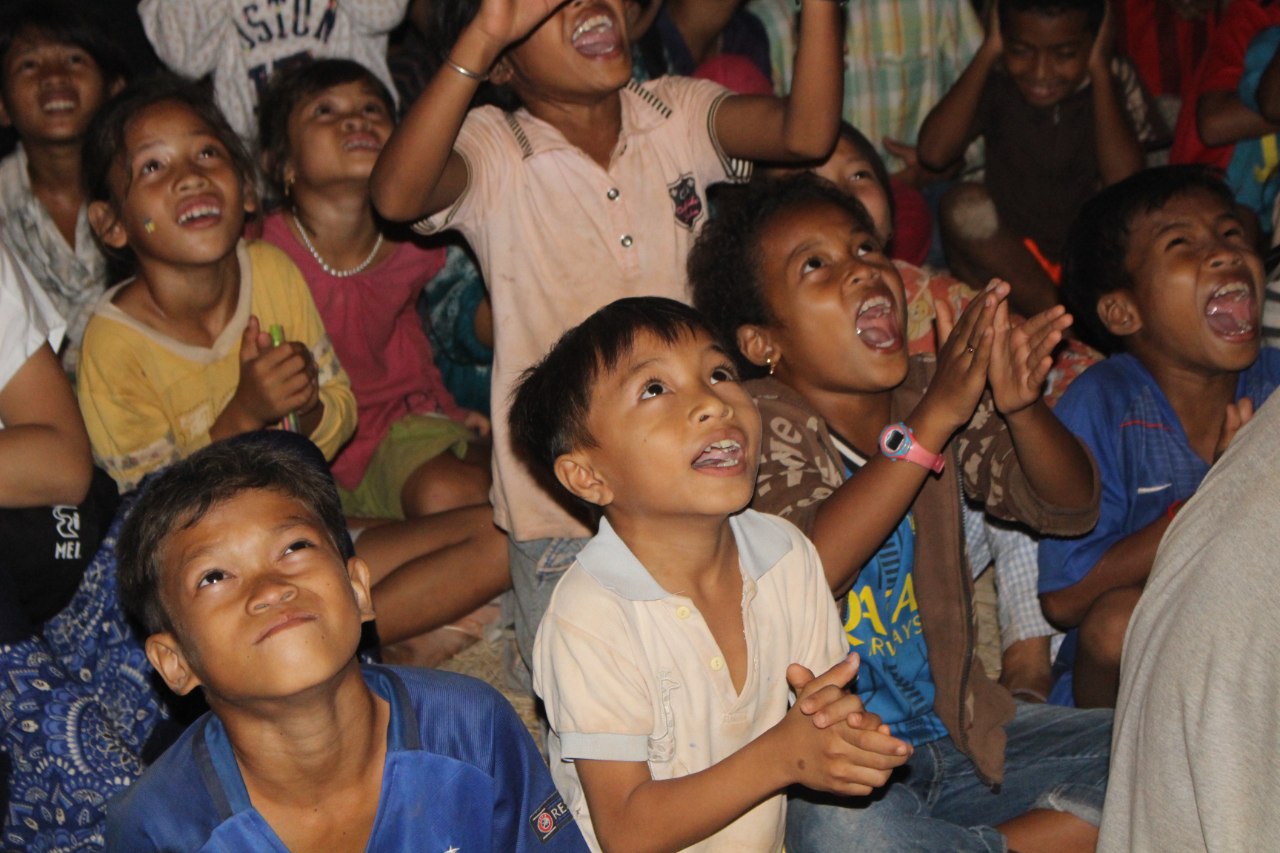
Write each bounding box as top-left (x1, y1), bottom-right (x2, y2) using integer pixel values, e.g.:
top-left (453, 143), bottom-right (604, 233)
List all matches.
top-left (533, 509), bottom-right (847, 852)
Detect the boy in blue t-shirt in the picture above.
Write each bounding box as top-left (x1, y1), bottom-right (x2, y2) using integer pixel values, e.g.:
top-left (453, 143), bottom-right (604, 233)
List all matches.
top-left (1040, 165), bottom-right (1280, 708)
top-left (106, 434), bottom-right (586, 852)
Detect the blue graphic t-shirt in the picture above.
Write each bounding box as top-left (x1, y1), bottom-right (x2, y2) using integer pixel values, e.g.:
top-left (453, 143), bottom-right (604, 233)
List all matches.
top-left (833, 433), bottom-right (949, 746)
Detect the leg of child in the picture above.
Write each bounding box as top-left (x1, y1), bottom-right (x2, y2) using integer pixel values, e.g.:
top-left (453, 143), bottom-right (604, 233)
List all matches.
top-left (1072, 585), bottom-right (1143, 708)
top-left (354, 504), bottom-right (509, 645)
top-left (400, 442), bottom-right (492, 517)
top-left (940, 182), bottom-right (1061, 319)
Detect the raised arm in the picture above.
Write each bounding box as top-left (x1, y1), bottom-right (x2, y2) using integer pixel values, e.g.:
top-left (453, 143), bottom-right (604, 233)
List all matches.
top-left (370, 0), bottom-right (566, 222)
top-left (0, 344), bottom-right (92, 507)
top-left (710, 0), bottom-right (843, 162)
top-left (916, 3), bottom-right (1002, 172)
top-left (1088, 5), bottom-right (1145, 185)
top-left (1197, 90), bottom-right (1280, 148)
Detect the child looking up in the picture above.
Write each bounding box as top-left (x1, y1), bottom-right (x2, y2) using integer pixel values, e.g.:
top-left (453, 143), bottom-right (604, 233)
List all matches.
top-left (918, 0), bottom-right (1153, 318)
top-left (107, 434), bottom-right (587, 852)
top-left (690, 176), bottom-right (1111, 851)
top-left (77, 77), bottom-right (355, 494)
top-left (511, 296), bottom-right (911, 851)
top-left (371, 0), bottom-right (844, 672)
top-left (257, 59), bottom-right (490, 522)
top-left (1039, 165), bottom-right (1280, 708)
top-left (0, 0), bottom-right (127, 375)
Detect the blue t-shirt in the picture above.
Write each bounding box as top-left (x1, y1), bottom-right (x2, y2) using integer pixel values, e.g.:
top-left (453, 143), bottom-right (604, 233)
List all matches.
top-left (1039, 350), bottom-right (1280, 704)
top-left (107, 665), bottom-right (587, 852)
top-left (833, 435), bottom-right (949, 746)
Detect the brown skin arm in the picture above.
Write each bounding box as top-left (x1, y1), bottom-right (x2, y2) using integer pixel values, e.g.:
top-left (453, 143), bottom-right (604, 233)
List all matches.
top-left (1039, 516), bottom-right (1169, 627)
top-left (1197, 89), bottom-right (1280, 148)
top-left (1255, 46), bottom-right (1280, 123)
top-left (917, 4), bottom-right (1001, 172)
top-left (1087, 6), bottom-right (1145, 185)
top-left (0, 343), bottom-right (92, 507)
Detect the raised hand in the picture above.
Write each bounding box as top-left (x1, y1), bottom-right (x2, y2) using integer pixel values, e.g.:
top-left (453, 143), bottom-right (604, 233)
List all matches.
top-left (916, 280), bottom-right (1006, 432)
top-left (988, 294), bottom-right (1071, 415)
top-left (233, 316), bottom-right (319, 429)
top-left (1215, 396), bottom-right (1256, 461)
top-left (469, 0), bottom-right (571, 54)
top-left (1088, 0), bottom-right (1115, 76)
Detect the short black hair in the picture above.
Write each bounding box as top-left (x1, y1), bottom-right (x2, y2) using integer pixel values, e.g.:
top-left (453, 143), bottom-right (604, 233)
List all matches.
top-left (419, 0), bottom-right (522, 111)
top-left (689, 173), bottom-right (878, 378)
top-left (0, 0), bottom-right (130, 91)
top-left (998, 0), bottom-right (1105, 34)
top-left (510, 297), bottom-right (716, 480)
top-left (257, 58), bottom-right (396, 210)
top-left (82, 75), bottom-right (256, 267)
top-left (1062, 165), bottom-right (1237, 354)
top-left (117, 433), bottom-right (353, 636)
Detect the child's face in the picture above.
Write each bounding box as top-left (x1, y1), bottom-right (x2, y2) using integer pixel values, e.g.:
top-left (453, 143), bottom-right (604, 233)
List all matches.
top-left (145, 488), bottom-right (374, 702)
top-left (497, 0), bottom-right (632, 103)
top-left (558, 329), bottom-right (762, 525)
top-left (92, 99), bottom-right (253, 266)
top-left (1001, 10), bottom-right (1093, 108)
top-left (284, 80), bottom-right (393, 191)
top-left (752, 200), bottom-right (909, 396)
top-left (0, 29), bottom-right (115, 146)
top-left (1109, 189), bottom-right (1264, 373)
top-left (811, 137), bottom-right (893, 246)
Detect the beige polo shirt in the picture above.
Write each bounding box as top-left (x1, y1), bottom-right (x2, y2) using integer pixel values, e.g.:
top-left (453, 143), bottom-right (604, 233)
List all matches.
top-left (533, 510), bottom-right (848, 852)
top-left (414, 76), bottom-right (750, 541)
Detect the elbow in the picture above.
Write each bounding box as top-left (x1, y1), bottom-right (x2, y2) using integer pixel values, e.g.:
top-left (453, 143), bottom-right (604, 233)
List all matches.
top-left (1039, 589), bottom-right (1082, 630)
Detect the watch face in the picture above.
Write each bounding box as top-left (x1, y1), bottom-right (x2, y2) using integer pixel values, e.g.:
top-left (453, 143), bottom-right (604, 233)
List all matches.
top-left (884, 429), bottom-right (907, 453)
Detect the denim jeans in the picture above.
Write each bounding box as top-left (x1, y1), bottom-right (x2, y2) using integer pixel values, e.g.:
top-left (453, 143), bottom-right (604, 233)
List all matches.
top-left (507, 535), bottom-right (591, 679)
top-left (786, 701), bottom-right (1112, 852)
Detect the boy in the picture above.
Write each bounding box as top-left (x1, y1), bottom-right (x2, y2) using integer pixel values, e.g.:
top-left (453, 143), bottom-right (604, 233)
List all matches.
top-left (370, 0), bottom-right (843, 676)
top-left (510, 297), bottom-right (912, 851)
top-left (107, 434), bottom-right (588, 852)
top-left (917, 0), bottom-right (1156, 318)
top-left (1040, 165), bottom-right (1280, 707)
top-left (0, 0), bottom-right (127, 374)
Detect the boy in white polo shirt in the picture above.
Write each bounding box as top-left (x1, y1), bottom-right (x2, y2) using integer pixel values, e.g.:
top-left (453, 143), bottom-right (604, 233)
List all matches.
top-left (510, 297), bottom-right (912, 851)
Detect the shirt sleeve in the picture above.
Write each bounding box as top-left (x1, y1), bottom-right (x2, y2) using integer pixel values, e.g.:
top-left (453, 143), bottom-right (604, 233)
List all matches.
top-left (0, 244), bottom-right (64, 393)
top-left (137, 0), bottom-right (226, 77)
top-left (789, 527), bottom-right (849, 673)
top-left (750, 390), bottom-right (844, 537)
top-left (654, 76), bottom-right (753, 184)
top-left (411, 109), bottom-right (515, 239)
top-left (533, 572), bottom-right (655, 763)
top-left (344, 0), bottom-right (411, 32)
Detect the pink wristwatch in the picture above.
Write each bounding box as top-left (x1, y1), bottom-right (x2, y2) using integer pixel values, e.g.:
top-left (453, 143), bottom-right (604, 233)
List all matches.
top-left (878, 422), bottom-right (945, 473)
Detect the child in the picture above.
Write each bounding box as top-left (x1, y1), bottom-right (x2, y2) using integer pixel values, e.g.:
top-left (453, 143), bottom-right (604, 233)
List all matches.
top-left (511, 296), bottom-right (911, 851)
top-left (257, 58), bottom-right (490, 522)
top-left (0, 0), bottom-right (128, 375)
top-left (690, 175), bottom-right (1112, 851)
top-left (76, 76), bottom-right (356, 494)
top-left (917, 0), bottom-right (1154, 318)
top-left (1039, 165), bottom-right (1280, 707)
top-left (370, 0), bottom-right (844, 672)
top-left (106, 434), bottom-right (586, 851)
top-left (138, 0), bottom-right (408, 140)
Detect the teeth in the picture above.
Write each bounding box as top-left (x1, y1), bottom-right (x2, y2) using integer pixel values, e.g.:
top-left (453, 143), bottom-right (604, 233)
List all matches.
top-left (703, 439), bottom-right (741, 453)
top-left (43, 99), bottom-right (74, 112)
top-left (858, 295), bottom-right (890, 316)
top-left (572, 14), bottom-right (612, 41)
top-left (1211, 281), bottom-right (1250, 299)
top-left (178, 205), bottom-right (220, 224)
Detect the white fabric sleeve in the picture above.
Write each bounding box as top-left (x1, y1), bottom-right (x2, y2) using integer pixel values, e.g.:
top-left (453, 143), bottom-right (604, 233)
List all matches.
top-left (0, 243), bottom-right (65, 394)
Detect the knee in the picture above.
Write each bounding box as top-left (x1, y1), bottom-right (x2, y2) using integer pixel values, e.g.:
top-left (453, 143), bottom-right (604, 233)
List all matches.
top-left (940, 182), bottom-right (1000, 243)
top-left (402, 458), bottom-right (490, 516)
top-left (1077, 587), bottom-right (1143, 668)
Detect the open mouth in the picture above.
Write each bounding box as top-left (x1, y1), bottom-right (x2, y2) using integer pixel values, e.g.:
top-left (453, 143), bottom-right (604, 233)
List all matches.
top-left (855, 295), bottom-right (901, 350)
top-left (41, 97), bottom-right (76, 113)
top-left (1205, 281), bottom-right (1257, 339)
top-left (692, 437), bottom-right (744, 470)
top-left (343, 133), bottom-right (382, 153)
top-left (176, 202), bottom-right (223, 226)
top-left (571, 12), bottom-right (622, 57)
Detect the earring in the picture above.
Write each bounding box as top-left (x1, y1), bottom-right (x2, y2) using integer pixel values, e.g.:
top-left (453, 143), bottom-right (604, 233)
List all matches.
top-left (765, 351), bottom-right (777, 376)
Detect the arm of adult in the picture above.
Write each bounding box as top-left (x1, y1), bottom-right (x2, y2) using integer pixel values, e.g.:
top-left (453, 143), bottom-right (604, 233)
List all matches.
top-left (0, 344), bottom-right (92, 508)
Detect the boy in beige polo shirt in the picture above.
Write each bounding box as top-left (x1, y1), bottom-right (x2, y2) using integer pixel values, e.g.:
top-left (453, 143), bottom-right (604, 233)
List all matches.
top-left (510, 297), bottom-right (911, 851)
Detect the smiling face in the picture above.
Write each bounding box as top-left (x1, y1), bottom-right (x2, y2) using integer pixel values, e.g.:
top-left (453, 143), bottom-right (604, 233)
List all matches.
top-left (497, 0), bottom-right (633, 105)
top-left (558, 329), bottom-right (761, 526)
top-left (284, 79), bottom-right (393, 191)
top-left (1106, 189), bottom-right (1264, 375)
top-left (92, 99), bottom-right (253, 268)
top-left (749, 199), bottom-right (909, 401)
top-left (0, 29), bottom-right (115, 146)
top-left (146, 488), bottom-right (374, 704)
top-left (1001, 9), bottom-right (1093, 109)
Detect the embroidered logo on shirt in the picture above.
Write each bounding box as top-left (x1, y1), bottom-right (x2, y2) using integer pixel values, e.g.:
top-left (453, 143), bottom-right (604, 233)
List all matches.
top-left (1136, 483), bottom-right (1173, 495)
top-left (668, 174), bottom-right (703, 229)
top-left (530, 792), bottom-right (572, 843)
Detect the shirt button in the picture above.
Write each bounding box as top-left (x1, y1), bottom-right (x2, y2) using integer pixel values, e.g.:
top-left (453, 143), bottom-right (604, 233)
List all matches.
top-left (620, 234), bottom-right (634, 248)
top-left (710, 656), bottom-right (724, 671)
top-left (606, 187), bottom-right (620, 200)
top-left (675, 605), bottom-right (691, 620)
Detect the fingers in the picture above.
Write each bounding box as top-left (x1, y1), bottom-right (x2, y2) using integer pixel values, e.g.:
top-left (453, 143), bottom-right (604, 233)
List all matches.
top-left (791, 653), bottom-right (859, 702)
top-left (240, 315), bottom-right (262, 362)
top-left (800, 686), bottom-right (866, 727)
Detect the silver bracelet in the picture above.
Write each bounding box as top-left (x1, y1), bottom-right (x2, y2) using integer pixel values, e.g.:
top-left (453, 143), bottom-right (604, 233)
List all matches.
top-left (445, 58), bottom-right (489, 83)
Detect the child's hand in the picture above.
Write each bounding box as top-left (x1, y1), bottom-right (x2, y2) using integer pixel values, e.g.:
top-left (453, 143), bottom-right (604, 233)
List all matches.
top-left (980, 0), bottom-right (1003, 60)
top-left (234, 316), bottom-right (320, 427)
top-left (462, 409), bottom-right (491, 437)
top-left (988, 295), bottom-right (1071, 416)
top-left (918, 280), bottom-right (1005, 432)
top-left (470, 0), bottom-right (570, 53)
top-left (1088, 0), bottom-right (1115, 76)
top-left (1215, 396), bottom-right (1255, 461)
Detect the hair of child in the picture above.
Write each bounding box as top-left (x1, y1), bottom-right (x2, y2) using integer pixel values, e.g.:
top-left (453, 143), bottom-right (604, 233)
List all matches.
top-left (0, 0), bottom-right (131, 89)
top-left (1061, 164), bottom-right (1236, 355)
top-left (689, 173), bottom-right (878, 379)
top-left (257, 58), bottom-right (397, 211)
top-left (117, 432), bottom-right (354, 636)
top-left (418, 0), bottom-right (523, 111)
top-left (81, 74), bottom-right (257, 264)
top-left (509, 296), bottom-right (717, 477)
top-left (997, 0), bottom-right (1106, 35)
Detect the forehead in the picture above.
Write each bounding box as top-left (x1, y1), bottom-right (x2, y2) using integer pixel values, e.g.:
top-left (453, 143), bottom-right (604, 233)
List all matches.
top-left (761, 200), bottom-right (871, 255)
top-left (161, 490), bottom-right (325, 566)
top-left (124, 100), bottom-right (220, 151)
top-left (1127, 188), bottom-right (1236, 240)
top-left (296, 78), bottom-right (388, 107)
top-left (1003, 8), bottom-right (1090, 41)
top-left (597, 327), bottom-right (717, 382)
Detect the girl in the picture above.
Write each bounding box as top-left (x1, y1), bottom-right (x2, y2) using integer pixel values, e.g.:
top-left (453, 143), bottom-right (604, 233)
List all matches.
top-left (689, 175), bottom-right (1110, 852)
top-left (257, 58), bottom-right (491, 524)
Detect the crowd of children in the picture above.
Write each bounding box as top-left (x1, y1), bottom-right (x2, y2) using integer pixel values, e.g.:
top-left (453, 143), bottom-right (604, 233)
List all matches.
top-left (1, 0), bottom-right (1276, 848)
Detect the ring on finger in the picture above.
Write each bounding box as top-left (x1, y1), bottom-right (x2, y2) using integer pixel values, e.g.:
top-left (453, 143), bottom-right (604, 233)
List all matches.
top-left (965, 345), bottom-right (976, 354)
